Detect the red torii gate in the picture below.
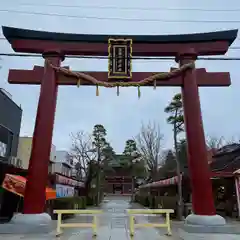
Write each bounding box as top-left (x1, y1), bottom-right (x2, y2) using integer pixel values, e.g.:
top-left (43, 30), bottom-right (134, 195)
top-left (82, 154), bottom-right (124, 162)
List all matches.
top-left (2, 26), bottom-right (238, 225)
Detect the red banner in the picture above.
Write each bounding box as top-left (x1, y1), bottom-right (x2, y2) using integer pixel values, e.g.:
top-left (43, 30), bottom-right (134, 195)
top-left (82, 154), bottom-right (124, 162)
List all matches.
top-left (139, 175), bottom-right (182, 189)
top-left (2, 174), bottom-right (56, 200)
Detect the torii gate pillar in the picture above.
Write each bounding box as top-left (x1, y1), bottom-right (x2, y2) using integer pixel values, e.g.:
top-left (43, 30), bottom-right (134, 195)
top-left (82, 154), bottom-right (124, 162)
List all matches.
top-left (23, 51), bottom-right (64, 214)
top-left (177, 50), bottom-right (225, 226)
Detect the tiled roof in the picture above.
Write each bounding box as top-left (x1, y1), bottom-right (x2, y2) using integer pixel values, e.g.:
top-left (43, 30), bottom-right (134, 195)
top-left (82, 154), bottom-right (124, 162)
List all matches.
top-left (210, 144), bottom-right (240, 173)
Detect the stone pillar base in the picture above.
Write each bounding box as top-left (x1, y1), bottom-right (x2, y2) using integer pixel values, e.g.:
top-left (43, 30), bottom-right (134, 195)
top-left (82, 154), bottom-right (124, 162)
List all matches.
top-left (0, 213), bottom-right (53, 234)
top-left (179, 214), bottom-right (240, 240)
top-left (185, 213), bottom-right (226, 225)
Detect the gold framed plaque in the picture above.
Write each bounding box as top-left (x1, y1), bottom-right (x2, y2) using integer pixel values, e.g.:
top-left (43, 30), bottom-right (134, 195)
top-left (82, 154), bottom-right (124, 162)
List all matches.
top-left (108, 38), bottom-right (132, 79)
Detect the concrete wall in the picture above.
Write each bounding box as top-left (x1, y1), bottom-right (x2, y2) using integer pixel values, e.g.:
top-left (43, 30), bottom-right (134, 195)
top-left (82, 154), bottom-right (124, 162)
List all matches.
top-left (52, 150), bottom-right (73, 176)
top-left (52, 162), bottom-right (62, 174)
top-left (52, 162), bottom-right (72, 177)
top-left (50, 144), bottom-right (56, 162)
top-left (55, 150), bottom-right (72, 165)
top-left (0, 89), bottom-right (22, 157)
top-left (17, 137), bottom-right (56, 170)
top-left (17, 137), bottom-right (32, 169)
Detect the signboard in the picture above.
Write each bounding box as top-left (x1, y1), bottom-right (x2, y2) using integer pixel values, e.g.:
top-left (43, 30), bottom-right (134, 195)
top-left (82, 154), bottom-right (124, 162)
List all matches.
top-left (2, 174), bottom-right (25, 197)
top-left (56, 184), bottom-right (74, 198)
top-left (108, 38), bottom-right (132, 79)
top-left (55, 174), bottom-right (84, 187)
top-left (2, 174), bottom-right (56, 199)
top-left (235, 176), bottom-right (240, 217)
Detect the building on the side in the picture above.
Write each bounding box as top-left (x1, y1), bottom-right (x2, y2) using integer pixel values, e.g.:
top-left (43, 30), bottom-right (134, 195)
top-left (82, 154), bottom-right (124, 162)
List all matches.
top-left (0, 88), bottom-right (22, 164)
top-left (50, 150), bottom-right (84, 198)
top-left (52, 150), bottom-right (73, 177)
top-left (17, 136), bottom-right (55, 171)
top-left (137, 144), bottom-right (240, 219)
top-left (0, 88), bottom-right (24, 222)
top-left (17, 139), bottom-right (84, 198)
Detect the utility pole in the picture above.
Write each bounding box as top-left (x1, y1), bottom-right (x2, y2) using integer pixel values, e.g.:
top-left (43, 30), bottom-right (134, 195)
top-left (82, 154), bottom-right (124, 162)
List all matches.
top-left (130, 153), bottom-right (138, 202)
top-left (96, 145), bottom-right (101, 206)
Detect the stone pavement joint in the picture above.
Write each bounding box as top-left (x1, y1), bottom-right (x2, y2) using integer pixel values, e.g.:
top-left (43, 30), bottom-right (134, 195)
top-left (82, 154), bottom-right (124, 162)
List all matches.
top-left (0, 196), bottom-right (178, 240)
top-left (1, 195), bottom-right (239, 240)
top-left (3, 195), bottom-right (240, 239)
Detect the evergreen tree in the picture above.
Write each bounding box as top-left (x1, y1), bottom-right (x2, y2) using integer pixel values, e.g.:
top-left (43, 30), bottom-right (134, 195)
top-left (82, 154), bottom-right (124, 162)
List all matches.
top-left (92, 124), bottom-right (108, 205)
top-left (123, 139), bottom-right (138, 156)
top-left (164, 93), bottom-right (184, 220)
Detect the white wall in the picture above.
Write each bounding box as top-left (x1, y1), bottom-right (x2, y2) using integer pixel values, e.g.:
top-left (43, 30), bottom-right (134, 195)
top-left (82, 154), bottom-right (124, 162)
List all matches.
top-left (50, 144), bottom-right (56, 162)
top-left (52, 162), bottom-right (72, 177)
top-left (51, 150), bottom-right (73, 177)
top-left (55, 150), bottom-right (68, 163)
top-left (52, 162), bottom-right (62, 173)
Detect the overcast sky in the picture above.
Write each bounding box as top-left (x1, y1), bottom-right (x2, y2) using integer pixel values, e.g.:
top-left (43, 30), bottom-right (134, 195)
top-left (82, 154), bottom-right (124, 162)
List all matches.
top-left (0, 0), bottom-right (240, 153)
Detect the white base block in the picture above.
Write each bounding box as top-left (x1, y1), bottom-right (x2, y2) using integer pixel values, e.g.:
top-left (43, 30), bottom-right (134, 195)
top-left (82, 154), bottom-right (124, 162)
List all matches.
top-left (185, 214), bottom-right (226, 225)
top-left (11, 213), bottom-right (52, 224)
top-left (179, 214), bottom-right (240, 240)
top-left (0, 213), bottom-right (53, 234)
top-left (179, 229), bottom-right (240, 240)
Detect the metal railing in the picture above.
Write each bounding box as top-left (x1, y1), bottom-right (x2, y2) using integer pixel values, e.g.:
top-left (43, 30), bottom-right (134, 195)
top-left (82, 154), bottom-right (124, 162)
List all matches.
top-left (126, 209), bottom-right (174, 237)
top-left (53, 209), bottom-right (103, 237)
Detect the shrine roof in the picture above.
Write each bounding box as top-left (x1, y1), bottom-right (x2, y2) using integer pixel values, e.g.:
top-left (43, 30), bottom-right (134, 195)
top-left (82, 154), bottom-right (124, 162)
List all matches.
top-left (2, 26), bottom-right (238, 46)
top-left (210, 144), bottom-right (240, 173)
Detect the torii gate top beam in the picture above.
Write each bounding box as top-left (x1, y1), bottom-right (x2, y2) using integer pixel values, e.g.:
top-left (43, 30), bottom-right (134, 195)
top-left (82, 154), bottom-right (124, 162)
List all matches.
top-left (2, 26), bottom-right (238, 56)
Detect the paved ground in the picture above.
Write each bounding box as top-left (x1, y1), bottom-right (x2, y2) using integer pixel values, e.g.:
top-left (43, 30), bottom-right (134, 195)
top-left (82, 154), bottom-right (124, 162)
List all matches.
top-left (0, 196), bottom-right (239, 239)
top-left (0, 195), bottom-right (179, 240)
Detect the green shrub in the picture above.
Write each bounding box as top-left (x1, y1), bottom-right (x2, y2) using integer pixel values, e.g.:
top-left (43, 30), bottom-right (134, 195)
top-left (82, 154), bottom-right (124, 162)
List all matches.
top-left (155, 196), bottom-right (163, 209)
top-left (143, 196), bottom-right (149, 207)
top-left (86, 192), bottom-right (104, 206)
top-left (52, 196), bottom-right (87, 220)
top-left (148, 196), bottom-right (156, 209)
top-left (86, 196), bottom-right (95, 205)
top-left (72, 196), bottom-right (87, 209)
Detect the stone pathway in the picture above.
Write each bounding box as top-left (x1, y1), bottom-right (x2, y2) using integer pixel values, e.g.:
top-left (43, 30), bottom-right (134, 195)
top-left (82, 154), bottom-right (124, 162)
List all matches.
top-left (0, 195), bottom-right (177, 240)
top-left (2, 195), bottom-right (240, 239)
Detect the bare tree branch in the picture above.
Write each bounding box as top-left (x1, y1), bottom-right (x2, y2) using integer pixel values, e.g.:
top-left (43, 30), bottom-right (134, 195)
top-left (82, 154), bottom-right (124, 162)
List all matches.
top-left (225, 136), bottom-right (240, 145)
top-left (68, 130), bottom-right (97, 177)
top-left (135, 122), bottom-right (164, 181)
top-left (205, 135), bottom-right (225, 150)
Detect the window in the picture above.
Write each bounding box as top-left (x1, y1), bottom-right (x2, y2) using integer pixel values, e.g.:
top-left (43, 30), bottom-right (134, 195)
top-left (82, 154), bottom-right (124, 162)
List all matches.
top-left (60, 164), bottom-right (72, 177)
top-left (62, 165), bottom-right (68, 176)
top-left (0, 141), bottom-right (7, 157)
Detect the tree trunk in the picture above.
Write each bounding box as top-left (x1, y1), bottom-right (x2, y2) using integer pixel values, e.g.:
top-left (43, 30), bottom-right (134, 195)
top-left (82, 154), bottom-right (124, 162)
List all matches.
top-left (131, 176), bottom-right (134, 202)
top-left (96, 147), bottom-right (101, 206)
top-left (96, 169), bottom-right (100, 206)
top-left (173, 123), bottom-right (183, 220)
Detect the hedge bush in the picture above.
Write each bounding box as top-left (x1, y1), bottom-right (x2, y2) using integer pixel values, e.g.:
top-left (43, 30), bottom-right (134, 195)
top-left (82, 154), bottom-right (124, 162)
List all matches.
top-left (86, 191), bottom-right (104, 206)
top-left (51, 196), bottom-right (87, 220)
top-left (134, 194), bottom-right (178, 218)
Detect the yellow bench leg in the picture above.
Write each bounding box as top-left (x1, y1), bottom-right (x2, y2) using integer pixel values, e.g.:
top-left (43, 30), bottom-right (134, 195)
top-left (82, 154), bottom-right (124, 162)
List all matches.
top-left (92, 215), bottom-right (97, 237)
top-left (129, 216), bottom-right (135, 237)
top-left (165, 213), bottom-right (172, 236)
top-left (56, 213), bottom-right (62, 236)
